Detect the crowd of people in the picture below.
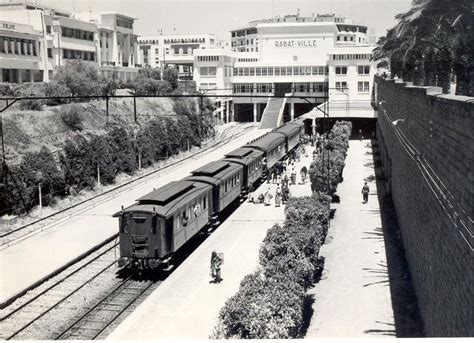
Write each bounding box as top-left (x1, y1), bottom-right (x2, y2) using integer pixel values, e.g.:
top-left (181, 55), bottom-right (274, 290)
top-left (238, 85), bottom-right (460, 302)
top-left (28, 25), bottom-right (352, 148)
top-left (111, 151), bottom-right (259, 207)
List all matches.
top-left (247, 138), bottom-right (317, 208)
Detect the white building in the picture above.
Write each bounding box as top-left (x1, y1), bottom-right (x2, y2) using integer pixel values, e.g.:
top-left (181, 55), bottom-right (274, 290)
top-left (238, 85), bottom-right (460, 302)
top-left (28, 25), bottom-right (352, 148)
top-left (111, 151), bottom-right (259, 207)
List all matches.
top-left (75, 12), bottom-right (139, 81)
top-left (194, 13), bottom-right (376, 124)
top-left (0, 2), bottom-right (139, 82)
top-left (0, 20), bottom-right (43, 82)
top-left (137, 33), bottom-right (215, 80)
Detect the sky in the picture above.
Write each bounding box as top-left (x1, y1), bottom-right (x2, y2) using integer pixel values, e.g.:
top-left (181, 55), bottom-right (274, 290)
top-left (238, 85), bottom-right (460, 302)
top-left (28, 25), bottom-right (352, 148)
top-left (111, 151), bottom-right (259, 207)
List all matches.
top-left (36, 0), bottom-right (413, 40)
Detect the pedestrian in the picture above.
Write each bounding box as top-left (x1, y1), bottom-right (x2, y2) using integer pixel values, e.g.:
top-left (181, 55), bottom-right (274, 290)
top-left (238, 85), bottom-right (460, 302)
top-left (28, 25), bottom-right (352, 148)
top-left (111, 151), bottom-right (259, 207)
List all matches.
top-left (290, 165), bottom-right (296, 185)
top-left (266, 168), bottom-right (272, 183)
top-left (210, 251), bottom-right (223, 283)
top-left (300, 166), bottom-right (308, 184)
top-left (275, 184), bottom-right (281, 207)
top-left (272, 167), bottom-right (278, 184)
top-left (264, 187), bottom-right (273, 206)
top-left (282, 173), bottom-right (289, 187)
top-left (282, 184), bottom-right (290, 204)
top-left (248, 184), bottom-right (255, 203)
top-left (359, 129), bottom-right (364, 140)
top-left (361, 182), bottom-right (370, 203)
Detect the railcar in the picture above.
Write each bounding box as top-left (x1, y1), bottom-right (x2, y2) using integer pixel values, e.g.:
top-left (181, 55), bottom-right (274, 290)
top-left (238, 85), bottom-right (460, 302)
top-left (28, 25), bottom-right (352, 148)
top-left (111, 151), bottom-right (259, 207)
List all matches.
top-left (244, 132), bottom-right (286, 169)
top-left (186, 160), bottom-right (244, 214)
top-left (113, 179), bottom-right (213, 269)
top-left (223, 147), bottom-right (264, 189)
top-left (275, 123), bottom-right (303, 153)
top-left (114, 121), bottom-right (303, 270)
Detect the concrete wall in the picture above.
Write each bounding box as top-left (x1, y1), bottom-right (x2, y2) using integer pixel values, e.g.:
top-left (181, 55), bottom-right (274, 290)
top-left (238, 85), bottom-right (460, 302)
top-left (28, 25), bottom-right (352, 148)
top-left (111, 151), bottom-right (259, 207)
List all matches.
top-left (374, 75), bottom-right (473, 337)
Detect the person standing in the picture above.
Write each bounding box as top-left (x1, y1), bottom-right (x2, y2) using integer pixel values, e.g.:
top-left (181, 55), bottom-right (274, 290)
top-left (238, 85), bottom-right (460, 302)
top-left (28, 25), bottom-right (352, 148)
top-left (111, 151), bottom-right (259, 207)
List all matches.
top-left (361, 182), bottom-right (370, 203)
top-left (210, 251), bottom-right (223, 283)
top-left (264, 188), bottom-right (273, 206)
top-left (275, 184), bottom-right (282, 207)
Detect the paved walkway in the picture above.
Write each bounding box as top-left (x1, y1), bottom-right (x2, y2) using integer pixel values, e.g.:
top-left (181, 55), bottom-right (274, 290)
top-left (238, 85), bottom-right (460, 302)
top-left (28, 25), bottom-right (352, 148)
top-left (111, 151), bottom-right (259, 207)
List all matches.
top-left (0, 128), bottom-right (266, 306)
top-left (305, 139), bottom-right (395, 338)
top-left (108, 146), bottom-right (315, 340)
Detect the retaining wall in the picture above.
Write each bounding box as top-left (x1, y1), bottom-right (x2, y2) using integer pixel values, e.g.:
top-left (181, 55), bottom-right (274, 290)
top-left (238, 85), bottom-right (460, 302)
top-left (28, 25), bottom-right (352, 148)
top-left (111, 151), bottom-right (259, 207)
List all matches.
top-left (374, 76), bottom-right (473, 337)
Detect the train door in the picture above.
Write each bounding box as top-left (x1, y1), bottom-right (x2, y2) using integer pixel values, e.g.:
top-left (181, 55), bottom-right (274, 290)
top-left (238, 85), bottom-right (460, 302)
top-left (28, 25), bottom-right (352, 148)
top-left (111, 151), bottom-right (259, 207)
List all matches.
top-left (162, 217), bottom-right (174, 256)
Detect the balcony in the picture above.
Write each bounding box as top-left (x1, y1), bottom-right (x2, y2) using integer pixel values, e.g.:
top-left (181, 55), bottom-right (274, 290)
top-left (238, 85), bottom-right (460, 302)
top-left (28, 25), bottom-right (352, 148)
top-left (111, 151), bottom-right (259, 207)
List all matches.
top-left (101, 61), bottom-right (116, 66)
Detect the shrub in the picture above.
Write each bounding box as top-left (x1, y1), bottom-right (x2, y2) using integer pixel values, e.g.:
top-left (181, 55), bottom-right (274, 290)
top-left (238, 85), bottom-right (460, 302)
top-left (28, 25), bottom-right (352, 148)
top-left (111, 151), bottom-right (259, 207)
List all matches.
top-left (51, 60), bottom-right (102, 97)
top-left (2, 147), bottom-right (65, 214)
top-left (212, 270), bottom-right (304, 339)
top-left (162, 67), bottom-right (178, 90)
top-left (62, 134), bottom-right (96, 190)
top-left (107, 125), bottom-right (137, 175)
top-left (89, 134), bottom-right (116, 185)
top-left (59, 104), bottom-right (84, 131)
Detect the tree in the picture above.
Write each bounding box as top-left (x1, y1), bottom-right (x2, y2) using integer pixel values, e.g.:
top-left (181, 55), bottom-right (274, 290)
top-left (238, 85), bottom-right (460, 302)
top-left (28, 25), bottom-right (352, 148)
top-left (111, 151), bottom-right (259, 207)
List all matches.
top-left (162, 67), bottom-right (179, 90)
top-left (52, 60), bottom-right (102, 97)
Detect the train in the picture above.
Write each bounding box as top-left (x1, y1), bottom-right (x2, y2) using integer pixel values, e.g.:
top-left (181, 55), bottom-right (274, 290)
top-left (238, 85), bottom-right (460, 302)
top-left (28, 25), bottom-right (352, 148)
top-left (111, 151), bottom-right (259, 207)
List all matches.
top-left (113, 122), bottom-right (303, 270)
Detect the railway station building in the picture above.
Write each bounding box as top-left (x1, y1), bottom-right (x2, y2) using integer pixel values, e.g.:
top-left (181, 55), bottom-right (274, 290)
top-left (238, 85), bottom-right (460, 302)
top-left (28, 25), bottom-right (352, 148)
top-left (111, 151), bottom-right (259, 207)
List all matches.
top-left (193, 13), bottom-right (376, 124)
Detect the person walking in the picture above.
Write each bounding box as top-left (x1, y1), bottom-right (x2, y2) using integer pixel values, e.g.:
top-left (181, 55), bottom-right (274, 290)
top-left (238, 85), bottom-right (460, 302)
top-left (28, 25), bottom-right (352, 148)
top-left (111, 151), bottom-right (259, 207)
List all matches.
top-left (272, 168), bottom-right (278, 184)
top-left (361, 182), bottom-right (370, 203)
top-left (300, 165), bottom-right (308, 184)
top-left (210, 251), bottom-right (223, 283)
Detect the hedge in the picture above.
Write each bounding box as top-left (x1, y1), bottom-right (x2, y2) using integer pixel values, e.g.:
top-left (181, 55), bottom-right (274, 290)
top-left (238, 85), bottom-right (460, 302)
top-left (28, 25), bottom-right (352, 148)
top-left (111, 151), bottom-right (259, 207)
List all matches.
top-left (212, 122), bottom-right (350, 339)
top-left (309, 121), bottom-right (352, 195)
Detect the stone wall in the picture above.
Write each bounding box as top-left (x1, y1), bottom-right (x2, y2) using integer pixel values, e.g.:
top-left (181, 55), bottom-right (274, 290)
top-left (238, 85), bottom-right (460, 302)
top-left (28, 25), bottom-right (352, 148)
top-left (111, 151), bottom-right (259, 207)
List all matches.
top-left (374, 76), bottom-right (473, 337)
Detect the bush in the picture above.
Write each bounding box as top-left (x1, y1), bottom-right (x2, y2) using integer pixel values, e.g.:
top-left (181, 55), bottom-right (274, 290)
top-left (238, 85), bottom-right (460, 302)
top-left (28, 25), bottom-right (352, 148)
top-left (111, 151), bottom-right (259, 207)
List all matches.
top-left (107, 125), bottom-right (137, 175)
top-left (162, 67), bottom-right (178, 90)
top-left (58, 104), bottom-right (84, 131)
top-left (309, 121), bottom-right (352, 195)
top-left (2, 147), bottom-right (65, 214)
top-left (212, 270), bottom-right (304, 339)
top-left (51, 60), bottom-right (102, 97)
top-left (62, 134), bottom-right (96, 190)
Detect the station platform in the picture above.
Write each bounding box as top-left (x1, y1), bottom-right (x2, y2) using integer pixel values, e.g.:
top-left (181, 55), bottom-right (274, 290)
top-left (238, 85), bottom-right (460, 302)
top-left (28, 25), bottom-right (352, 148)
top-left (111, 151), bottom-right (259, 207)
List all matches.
top-left (108, 146), bottom-right (315, 340)
top-left (0, 127), bottom-right (267, 307)
top-left (305, 140), bottom-right (395, 337)
top-left (109, 140), bottom-right (396, 339)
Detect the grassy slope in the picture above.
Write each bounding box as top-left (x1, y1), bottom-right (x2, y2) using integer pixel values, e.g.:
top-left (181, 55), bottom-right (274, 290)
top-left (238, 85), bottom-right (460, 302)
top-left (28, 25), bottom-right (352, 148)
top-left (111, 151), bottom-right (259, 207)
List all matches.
top-left (2, 97), bottom-right (175, 163)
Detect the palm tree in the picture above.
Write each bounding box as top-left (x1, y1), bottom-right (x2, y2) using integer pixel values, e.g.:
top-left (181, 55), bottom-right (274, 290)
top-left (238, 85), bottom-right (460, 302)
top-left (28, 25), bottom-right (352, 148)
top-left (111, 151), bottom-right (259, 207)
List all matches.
top-left (372, 0), bottom-right (472, 95)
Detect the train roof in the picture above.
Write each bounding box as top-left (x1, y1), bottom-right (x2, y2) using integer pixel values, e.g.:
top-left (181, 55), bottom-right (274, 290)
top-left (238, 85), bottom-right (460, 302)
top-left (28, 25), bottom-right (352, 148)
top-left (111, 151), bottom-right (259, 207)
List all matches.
top-left (224, 147), bottom-right (263, 165)
top-left (113, 180), bottom-right (211, 219)
top-left (191, 160), bottom-right (242, 178)
top-left (275, 123), bottom-right (302, 137)
top-left (244, 132), bottom-right (285, 152)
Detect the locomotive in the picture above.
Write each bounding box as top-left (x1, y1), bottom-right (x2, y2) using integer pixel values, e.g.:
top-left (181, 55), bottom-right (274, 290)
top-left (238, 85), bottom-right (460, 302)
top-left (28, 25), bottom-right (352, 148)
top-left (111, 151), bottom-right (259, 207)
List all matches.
top-left (113, 122), bottom-right (303, 270)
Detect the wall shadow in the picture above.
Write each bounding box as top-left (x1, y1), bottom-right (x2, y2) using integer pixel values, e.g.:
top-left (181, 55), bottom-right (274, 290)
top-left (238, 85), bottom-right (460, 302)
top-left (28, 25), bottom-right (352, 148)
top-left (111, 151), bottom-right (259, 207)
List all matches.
top-left (371, 139), bottom-right (425, 337)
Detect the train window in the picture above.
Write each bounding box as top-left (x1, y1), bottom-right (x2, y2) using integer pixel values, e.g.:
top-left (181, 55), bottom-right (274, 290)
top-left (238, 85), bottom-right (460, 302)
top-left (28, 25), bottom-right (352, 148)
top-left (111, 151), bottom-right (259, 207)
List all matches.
top-left (237, 173), bottom-right (240, 183)
top-left (203, 196), bottom-right (206, 209)
top-left (225, 180), bottom-right (228, 192)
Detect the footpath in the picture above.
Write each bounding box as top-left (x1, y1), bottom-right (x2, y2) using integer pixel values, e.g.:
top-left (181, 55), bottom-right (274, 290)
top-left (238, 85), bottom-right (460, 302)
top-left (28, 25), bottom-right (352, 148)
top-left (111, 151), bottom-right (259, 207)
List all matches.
top-left (305, 139), bottom-right (395, 337)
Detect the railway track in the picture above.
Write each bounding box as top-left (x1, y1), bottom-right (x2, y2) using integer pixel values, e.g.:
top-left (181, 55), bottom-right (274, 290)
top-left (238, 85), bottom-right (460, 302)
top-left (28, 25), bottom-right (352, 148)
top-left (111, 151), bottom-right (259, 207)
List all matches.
top-left (0, 240), bottom-right (123, 340)
top-left (53, 276), bottom-right (159, 340)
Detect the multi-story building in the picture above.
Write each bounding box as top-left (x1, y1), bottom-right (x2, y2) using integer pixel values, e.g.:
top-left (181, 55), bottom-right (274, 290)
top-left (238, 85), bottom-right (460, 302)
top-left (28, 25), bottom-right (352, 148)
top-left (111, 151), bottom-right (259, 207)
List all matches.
top-left (0, 20), bottom-right (43, 83)
top-left (194, 13), bottom-right (376, 124)
top-left (0, 2), bottom-right (139, 82)
top-left (75, 12), bottom-right (140, 81)
top-left (137, 33), bottom-right (215, 80)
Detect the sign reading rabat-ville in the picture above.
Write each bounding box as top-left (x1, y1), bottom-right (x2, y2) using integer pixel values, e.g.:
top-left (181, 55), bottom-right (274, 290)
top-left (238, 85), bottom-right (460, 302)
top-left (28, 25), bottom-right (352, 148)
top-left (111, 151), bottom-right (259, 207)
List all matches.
top-left (274, 39), bottom-right (318, 48)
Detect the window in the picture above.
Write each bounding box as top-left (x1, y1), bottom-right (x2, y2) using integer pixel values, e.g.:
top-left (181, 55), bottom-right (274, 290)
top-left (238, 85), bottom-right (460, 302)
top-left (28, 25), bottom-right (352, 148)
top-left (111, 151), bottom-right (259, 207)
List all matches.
top-left (267, 67), bottom-right (273, 76)
top-left (46, 25), bottom-right (51, 34)
top-left (364, 81), bottom-right (370, 92)
top-left (335, 66), bottom-right (347, 75)
top-left (249, 67), bottom-right (255, 76)
top-left (47, 48), bottom-right (52, 58)
top-left (274, 67), bottom-right (280, 76)
top-left (318, 66), bottom-right (325, 75)
top-left (256, 67), bottom-right (261, 76)
top-left (261, 67), bottom-right (267, 76)
top-left (344, 36), bottom-right (347, 41)
top-left (287, 67), bottom-right (292, 76)
top-left (337, 36), bottom-right (340, 41)
top-left (336, 81), bottom-right (348, 91)
top-left (358, 65), bottom-right (370, 75)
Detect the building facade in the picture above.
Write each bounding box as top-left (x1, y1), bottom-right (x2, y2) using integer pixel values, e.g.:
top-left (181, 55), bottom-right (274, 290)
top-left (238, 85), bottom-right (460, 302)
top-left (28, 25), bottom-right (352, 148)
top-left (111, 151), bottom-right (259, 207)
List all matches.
top-left (137, 33), bottom-right (215, 80)
top-left (0, 20), bottom-right (43, 83)
top-left (195, 13), bottom-right (376, 123)
top-left (0, 2), bottom-right (139, 82)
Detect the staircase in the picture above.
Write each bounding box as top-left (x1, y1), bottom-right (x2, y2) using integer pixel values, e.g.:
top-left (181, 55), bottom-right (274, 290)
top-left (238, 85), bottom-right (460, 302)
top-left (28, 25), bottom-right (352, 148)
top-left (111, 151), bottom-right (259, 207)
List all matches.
top-left (260, 94), bottom-right (290, 129)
